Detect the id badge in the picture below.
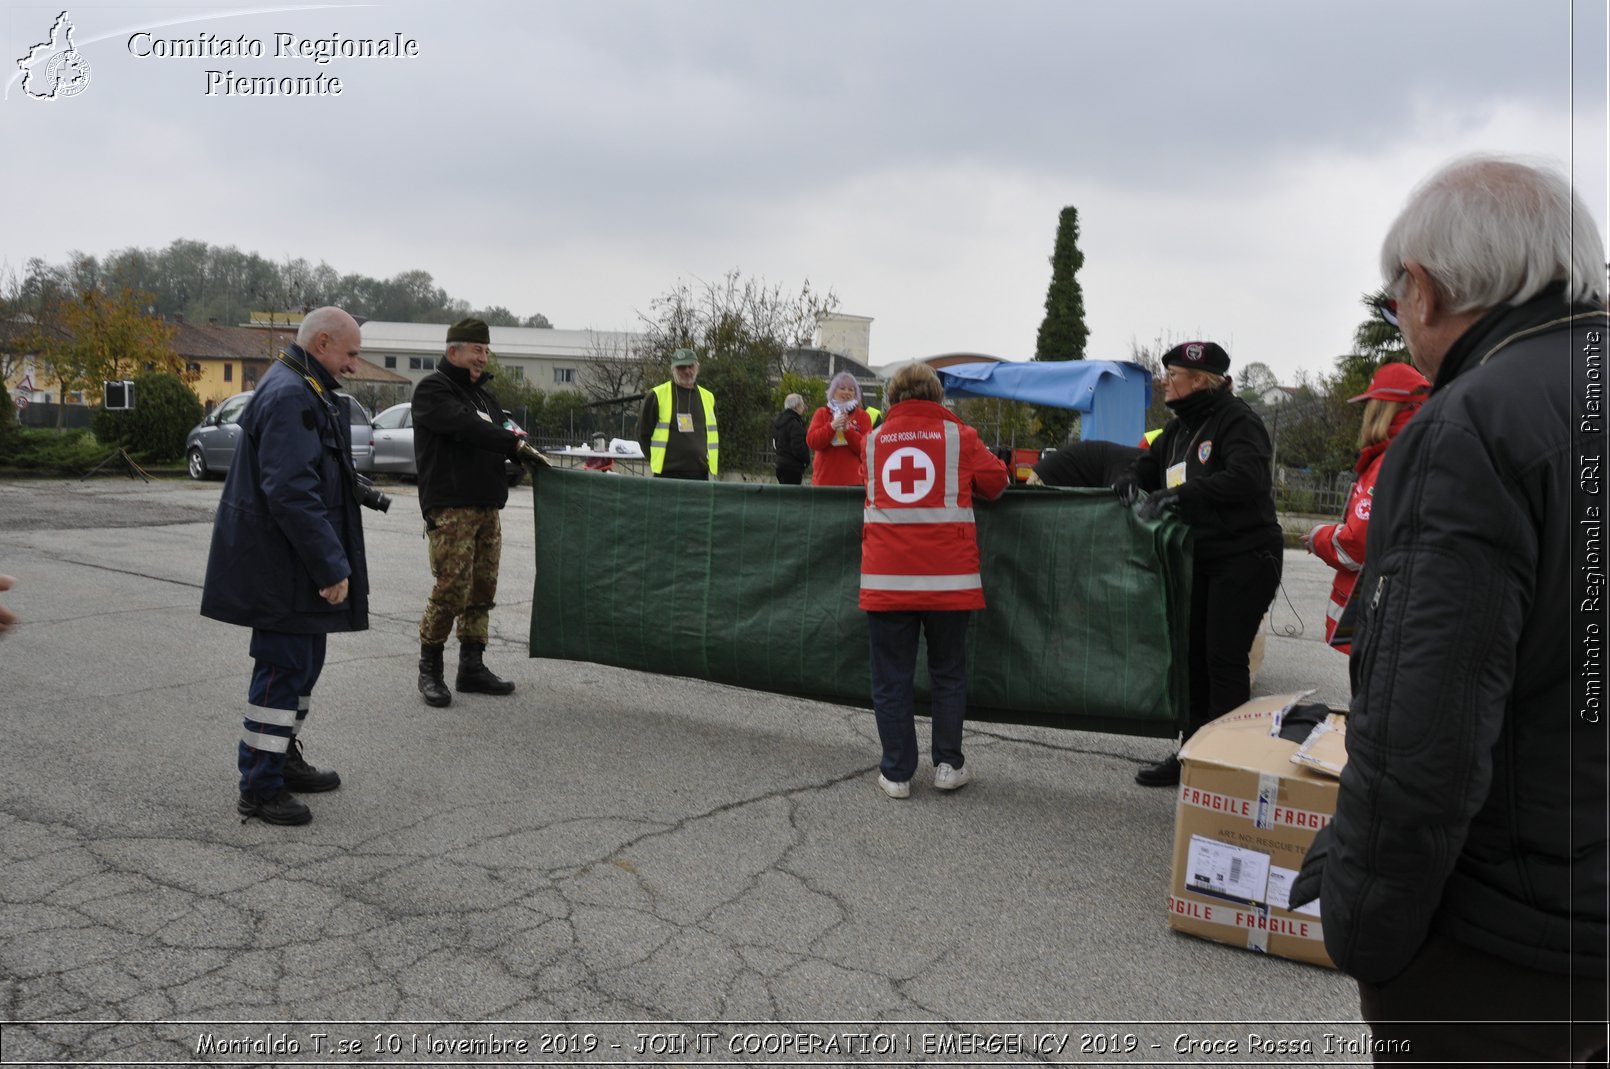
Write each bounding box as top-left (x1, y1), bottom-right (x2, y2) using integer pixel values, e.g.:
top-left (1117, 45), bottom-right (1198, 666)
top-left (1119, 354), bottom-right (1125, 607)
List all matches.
top-left (1166, 461), bottom-right (1187, 489)
top-left (676, 413), bottom-right (695, 433)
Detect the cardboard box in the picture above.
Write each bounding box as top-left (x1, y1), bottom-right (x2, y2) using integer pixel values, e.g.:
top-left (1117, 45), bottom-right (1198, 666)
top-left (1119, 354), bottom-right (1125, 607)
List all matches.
top-left (1166, 693), bottom-right (1345, 968)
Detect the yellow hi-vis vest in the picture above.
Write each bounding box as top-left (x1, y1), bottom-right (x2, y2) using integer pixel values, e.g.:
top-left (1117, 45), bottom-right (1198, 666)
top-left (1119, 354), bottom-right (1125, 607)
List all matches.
top-left (649, 381), bottom-right (720, 476)
top-left (865, 406), bottom-right (883, 427)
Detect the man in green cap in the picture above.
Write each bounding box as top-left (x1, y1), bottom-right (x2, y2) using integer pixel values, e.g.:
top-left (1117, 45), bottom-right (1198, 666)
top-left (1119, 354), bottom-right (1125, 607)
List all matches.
top-left (638, 348), bottom-right (719, 480)
top-left (411, 317), bottom-right (528, 707)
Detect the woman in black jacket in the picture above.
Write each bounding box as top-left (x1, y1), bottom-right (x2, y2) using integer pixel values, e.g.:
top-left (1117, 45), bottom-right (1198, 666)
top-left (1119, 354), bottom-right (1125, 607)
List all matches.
top-left (1116, 341), bottom-right (1283, 786)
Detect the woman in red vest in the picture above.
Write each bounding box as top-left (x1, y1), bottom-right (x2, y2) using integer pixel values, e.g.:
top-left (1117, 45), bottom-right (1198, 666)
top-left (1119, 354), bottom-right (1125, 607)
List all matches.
top-left (860, 363), bottom-right (1009, 799)
top-left (806, 372), bottom-right (873, 486)
top-left (1305, 362), bottom-right (1428, 652)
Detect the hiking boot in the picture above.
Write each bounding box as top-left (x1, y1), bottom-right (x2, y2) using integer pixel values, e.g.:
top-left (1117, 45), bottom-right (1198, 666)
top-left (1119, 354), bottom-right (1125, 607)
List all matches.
top-left (282, 737), bottom-right (340, 793)
top-left (237, 788), bottom-right (311, 825)
top-left (419, 642), bottom-right (451, 707)
top-left (877, 774), bottom-right (911, 800)
top-left (1135, 754), bottom-right (1182, 787)
top-left (457, 641), bottom-right (515, 695)
top-left (933, 762), bottom-right (971, 791)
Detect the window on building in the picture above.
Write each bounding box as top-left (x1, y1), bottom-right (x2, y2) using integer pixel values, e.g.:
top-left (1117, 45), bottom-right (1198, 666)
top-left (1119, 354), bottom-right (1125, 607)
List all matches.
top-left (223, 364), bottom-right (233, 382)
top-left (553, 367), bottom-right (575, 384)
top-left (384, 356), bottom-right (397, 369)
top-left (508, 366), bottom-right (523, 380)
top-left (186, 362), bottom-right (201, 375)
top-left (409, 357), bottom-right (426, 370)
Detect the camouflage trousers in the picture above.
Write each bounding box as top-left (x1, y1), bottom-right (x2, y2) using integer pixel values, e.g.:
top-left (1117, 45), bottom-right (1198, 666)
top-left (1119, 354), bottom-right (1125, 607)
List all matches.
top-left (419, 506), bottom-right (502, 646)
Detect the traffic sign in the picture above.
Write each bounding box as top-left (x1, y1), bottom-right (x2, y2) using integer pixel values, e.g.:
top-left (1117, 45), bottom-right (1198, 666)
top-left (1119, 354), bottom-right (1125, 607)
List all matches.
top-left (13, 394), bottom-right (27, 410)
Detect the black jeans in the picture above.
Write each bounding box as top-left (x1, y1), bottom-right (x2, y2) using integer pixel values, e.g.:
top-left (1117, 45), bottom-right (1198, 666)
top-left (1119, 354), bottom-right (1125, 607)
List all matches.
top-left (1186, 546), bottom-right (1281, 737)
top-left (1358, 930), bottom-right (1607, 1065)
top-left (866, 610), bottom-right (970, 782)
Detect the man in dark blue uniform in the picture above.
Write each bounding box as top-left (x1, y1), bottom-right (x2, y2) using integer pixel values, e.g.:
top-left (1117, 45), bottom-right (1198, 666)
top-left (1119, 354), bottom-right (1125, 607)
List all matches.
top-left (201, 306), bottom-right (369, 826)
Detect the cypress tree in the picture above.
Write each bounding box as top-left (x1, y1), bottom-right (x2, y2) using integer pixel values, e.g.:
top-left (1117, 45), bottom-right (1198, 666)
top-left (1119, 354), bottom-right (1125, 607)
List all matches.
top-left (1033, 206), bottom-right (1089, 445)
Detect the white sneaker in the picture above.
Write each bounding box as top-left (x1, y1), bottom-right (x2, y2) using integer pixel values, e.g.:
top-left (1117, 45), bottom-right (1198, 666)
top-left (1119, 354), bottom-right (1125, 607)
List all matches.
top-left (877, 774), bottom-right (911, 800)
top-left (933, 762), bottom-right (971, 791)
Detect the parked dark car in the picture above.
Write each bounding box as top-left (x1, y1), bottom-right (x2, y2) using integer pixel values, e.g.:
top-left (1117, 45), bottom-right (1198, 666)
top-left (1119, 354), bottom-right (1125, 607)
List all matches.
top-left (185, 390), bottom-right (374, 480)
top-left (369, 401), bottom-right (524, 487)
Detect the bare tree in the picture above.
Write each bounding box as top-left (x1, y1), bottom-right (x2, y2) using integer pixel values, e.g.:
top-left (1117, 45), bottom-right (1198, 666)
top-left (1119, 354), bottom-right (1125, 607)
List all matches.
top-left (578, 327), bottom-right (648, 404)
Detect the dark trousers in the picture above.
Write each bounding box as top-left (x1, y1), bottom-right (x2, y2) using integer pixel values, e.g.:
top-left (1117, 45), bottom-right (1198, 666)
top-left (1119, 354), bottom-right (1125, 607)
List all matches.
top-left (1186, 547), bottom-right (1282, 737)
top-left (1358, 930), bottom-right (1608, 1065)
top-left (239, 629), bottom-right (326, 794)
top-left (776, 469), bottom-right (803, 485)
top-left (867, 610), bottom-right (970, 782)
top-left (654, 470), bottom-right (708, 481)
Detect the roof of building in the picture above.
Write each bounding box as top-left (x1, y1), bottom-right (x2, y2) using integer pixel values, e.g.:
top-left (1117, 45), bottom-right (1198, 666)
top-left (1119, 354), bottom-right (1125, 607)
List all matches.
top-left (360, 321), bottom-right (641, 361)
top-left (172, 321), bottom-right (408, 383)
top-left (783, 347), bottom-right (879, 381)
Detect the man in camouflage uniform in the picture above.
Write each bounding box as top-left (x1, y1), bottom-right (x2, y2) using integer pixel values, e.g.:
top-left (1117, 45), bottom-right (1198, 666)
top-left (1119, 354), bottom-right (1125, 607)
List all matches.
top-left (412, 317), bottom-right (528, 707)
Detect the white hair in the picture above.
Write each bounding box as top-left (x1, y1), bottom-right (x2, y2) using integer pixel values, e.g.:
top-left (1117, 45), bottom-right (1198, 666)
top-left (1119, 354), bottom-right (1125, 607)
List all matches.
top-left (1381, 154), bottom-right (1606, 312)
top-left (826, 372), bottom-right (863, 405)
top-left (784, 393), bottom-right (804, 412)
top-left (296, 306), bottom-right (355, 348)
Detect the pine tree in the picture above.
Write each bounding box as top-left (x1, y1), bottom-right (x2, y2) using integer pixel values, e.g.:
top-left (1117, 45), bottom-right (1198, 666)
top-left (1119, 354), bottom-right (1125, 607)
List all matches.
top-left (1033, 206), bottom-right (1089, 445)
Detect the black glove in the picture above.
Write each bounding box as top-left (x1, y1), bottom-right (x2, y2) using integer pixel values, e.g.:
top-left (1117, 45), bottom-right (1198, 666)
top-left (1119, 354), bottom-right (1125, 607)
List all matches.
top-left (1135, 488), bottom-right (1180, 521)
top-left (1287, 826), bottom-right (1331, 911)
top-left (1111, 474), bottom-right (1140, 506)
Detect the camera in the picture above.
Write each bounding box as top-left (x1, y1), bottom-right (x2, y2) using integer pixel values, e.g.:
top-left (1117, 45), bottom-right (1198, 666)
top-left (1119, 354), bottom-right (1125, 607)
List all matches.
top-left (354, 473), bottom-right (392, 513)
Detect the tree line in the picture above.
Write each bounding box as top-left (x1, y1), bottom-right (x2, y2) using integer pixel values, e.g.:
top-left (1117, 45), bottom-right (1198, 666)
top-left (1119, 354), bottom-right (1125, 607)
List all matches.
top-left (3, 240), bottom-right (551, 331)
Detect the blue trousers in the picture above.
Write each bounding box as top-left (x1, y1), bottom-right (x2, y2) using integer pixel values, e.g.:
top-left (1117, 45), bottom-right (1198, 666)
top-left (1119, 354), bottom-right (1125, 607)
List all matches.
top-left (239, 629), bottom-right (326, 794)
top-left (867, 610), bottom-right (970, 782)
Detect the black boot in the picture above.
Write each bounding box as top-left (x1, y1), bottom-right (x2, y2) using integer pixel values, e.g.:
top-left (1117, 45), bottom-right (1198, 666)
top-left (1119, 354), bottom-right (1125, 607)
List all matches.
top-left (418, 642), bottom-right (452, 707)
top-left (1134, 753), bottom-right (1182, 787)
top-left (282, 737), bottom-right (341, 792)
top-left (237, 788), bottom-right (312, 825)
top-left (457, 641), bottom-right (515, 695)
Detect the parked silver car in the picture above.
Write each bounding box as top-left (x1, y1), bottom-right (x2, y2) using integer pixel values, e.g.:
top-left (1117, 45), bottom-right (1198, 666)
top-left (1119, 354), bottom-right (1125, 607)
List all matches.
top-left (185, 390), bottom-right (374, 480)
top-left (369, 401), bottom-right (524, 486)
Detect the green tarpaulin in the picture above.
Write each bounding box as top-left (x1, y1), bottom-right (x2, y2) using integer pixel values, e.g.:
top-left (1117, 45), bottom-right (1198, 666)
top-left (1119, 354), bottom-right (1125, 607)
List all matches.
top-left (530, 469), bottom-right (1191, 737)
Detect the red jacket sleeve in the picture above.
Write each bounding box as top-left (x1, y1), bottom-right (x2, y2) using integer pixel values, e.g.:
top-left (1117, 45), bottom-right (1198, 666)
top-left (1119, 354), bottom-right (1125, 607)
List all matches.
top-left (805, 408), bottom-right (836, 451)
top-left (968, 433), bottom-right (1009, 502)
top-left (1312, 456), bottom-right (1378, 573)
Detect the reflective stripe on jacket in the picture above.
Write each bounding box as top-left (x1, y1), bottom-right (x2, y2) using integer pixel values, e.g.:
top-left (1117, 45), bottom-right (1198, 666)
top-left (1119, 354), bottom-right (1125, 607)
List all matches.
top-left (648, 381), bottom-right (719, 475)
top-left (859, 398), bottom-right (1008, 612)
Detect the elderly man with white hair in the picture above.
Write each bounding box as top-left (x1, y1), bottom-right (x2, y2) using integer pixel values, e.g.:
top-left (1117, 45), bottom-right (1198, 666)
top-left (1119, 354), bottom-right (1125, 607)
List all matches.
top-left (201, 306), bottom-right (369, 826)
top-left (1291, 156), bottom-right (1607, 1063)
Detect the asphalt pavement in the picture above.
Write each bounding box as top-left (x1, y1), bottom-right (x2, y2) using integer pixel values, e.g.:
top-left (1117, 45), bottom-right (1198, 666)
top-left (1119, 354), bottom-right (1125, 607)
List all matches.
top-left (0, 476), bottom-right (1362, 1066)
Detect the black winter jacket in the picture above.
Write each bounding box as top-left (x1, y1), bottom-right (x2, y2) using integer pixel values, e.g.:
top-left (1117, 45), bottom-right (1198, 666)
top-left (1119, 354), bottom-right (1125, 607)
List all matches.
top-left (1131, 387), bottom-right (1281, 560)
top-left (412, 359), bottom-right (522, 515)
top-left (1291, 289), bottom-right (1608, 983)
top-left (201, 346), bottom-right (369, 634)
top-left (772, 408), bottom-right (809, 479)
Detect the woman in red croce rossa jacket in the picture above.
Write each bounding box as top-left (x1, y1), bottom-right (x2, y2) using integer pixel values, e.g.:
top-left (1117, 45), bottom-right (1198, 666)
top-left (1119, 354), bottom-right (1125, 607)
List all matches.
top-left (1306, 361), bottom-right (1429, 652)
top-left (859, 363), bottom-right (1008, 799)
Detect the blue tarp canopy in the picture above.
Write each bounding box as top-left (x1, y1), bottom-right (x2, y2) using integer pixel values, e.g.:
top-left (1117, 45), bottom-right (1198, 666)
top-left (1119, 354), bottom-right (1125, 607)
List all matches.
top-left (937, 360), bottom-right (1152, 445)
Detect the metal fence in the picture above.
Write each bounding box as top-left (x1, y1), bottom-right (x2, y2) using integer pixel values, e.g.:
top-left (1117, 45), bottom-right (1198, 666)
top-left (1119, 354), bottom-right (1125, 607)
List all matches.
top-left (1273, 466), bottom-right (1354, 517)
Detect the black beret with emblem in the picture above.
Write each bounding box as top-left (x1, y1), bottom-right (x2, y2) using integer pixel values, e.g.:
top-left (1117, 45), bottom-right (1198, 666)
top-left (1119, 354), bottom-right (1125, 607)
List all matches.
top-left (1160, 340), bottom-right (1230, 375)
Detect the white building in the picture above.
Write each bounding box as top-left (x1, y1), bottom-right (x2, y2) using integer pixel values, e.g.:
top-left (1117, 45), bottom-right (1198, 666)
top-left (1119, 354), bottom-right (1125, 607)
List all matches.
top-left (358, 321), bottom-right (642, 393)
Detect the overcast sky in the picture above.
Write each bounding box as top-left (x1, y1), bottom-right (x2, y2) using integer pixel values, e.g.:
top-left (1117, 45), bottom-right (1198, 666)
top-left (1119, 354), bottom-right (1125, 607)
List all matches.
top-left (3, 0), bottom-right (1605, 383)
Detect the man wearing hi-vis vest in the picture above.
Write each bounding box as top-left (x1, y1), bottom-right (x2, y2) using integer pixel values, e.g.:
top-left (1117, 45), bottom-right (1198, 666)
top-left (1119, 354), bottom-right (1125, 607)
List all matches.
top-left (859, 362), bottom-right (1008, 800)
top-left (637, 348), bottom-right (719, 480)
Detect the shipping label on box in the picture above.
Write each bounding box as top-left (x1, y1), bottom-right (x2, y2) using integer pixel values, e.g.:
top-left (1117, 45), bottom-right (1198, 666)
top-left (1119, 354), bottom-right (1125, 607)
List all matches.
top-left (1167, 693), bottom-right (1345, 969)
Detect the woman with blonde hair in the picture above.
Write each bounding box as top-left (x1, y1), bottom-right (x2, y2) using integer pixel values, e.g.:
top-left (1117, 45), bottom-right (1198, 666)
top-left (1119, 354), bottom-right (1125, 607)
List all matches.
top-left (805, 372), bottom-right (872, 486)
top-left (1305, 361), bottom-right (1429, 652)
